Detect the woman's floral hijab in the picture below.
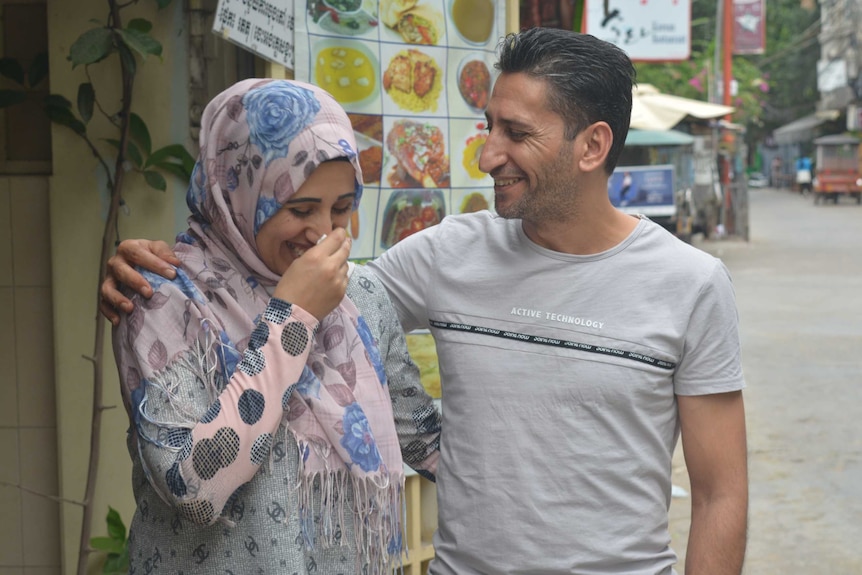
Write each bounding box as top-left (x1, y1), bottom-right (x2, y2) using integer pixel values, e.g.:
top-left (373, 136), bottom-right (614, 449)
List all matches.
top-left (116, 79), bottom-right (403, 570)
top-left (186, 78), bottom-right (363, 285)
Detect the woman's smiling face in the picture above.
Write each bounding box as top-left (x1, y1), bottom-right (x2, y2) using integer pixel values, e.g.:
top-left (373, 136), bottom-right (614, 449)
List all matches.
top-left (255, 160), bottom-right (356, 275)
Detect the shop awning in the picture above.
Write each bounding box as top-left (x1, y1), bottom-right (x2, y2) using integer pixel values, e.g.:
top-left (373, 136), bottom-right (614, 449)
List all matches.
top-left (772, 113), bottom-right (830, 144)
top-left (625, 129), bottom-right (695, 146)
top-left (630, 84), bottom-right (735, 131)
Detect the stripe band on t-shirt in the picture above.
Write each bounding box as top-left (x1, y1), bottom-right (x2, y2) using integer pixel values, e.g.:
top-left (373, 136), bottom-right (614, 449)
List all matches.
top-left (429, 319), bottom-right (676, 370)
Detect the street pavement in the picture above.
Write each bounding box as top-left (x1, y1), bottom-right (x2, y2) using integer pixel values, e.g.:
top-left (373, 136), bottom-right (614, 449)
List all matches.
top-left (668, 187), bottom-right (862, 573)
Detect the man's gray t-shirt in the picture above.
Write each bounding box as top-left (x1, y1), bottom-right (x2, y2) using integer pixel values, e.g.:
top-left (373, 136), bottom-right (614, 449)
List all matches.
top-left (368, 213), bottom-right (745, 575)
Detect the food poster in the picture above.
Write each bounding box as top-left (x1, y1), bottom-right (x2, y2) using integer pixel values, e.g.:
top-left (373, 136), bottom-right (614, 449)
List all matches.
top-left (294, 0), bottom-right (505, 260)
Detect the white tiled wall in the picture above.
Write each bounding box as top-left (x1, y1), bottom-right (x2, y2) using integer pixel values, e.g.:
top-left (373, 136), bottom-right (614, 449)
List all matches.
top-left (0, 176), bottom-right (60, 574)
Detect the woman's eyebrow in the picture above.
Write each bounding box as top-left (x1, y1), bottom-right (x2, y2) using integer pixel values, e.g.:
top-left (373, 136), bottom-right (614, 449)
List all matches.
top-left (285, 192), bottom-right (355, 204)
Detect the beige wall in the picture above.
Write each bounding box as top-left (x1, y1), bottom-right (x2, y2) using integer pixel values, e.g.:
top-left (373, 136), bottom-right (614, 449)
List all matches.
top-left (47, 0), bottom-right (189, 572)
top-left (0, 175), bottom-right (61, 574)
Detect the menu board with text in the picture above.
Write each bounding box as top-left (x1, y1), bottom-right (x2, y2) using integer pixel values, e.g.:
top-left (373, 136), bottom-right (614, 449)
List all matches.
top-left (295, 0), bottom-right (506, 260)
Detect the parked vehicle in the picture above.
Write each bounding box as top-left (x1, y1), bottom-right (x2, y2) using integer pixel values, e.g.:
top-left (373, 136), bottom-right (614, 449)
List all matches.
top-left (747, 172), bottom-right (768, 188)
top-left (610, 129), bottom-right (694, 238)
top-left (811, 134), bottom-right (862, 204)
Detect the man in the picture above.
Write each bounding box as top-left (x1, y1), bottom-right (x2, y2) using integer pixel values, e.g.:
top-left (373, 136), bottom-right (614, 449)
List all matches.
top-left (101, 28), bottom-right (748, 575)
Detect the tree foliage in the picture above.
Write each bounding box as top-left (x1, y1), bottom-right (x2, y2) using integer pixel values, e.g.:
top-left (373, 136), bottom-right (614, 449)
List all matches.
top-left (634, 0), bottom-right (820, 144)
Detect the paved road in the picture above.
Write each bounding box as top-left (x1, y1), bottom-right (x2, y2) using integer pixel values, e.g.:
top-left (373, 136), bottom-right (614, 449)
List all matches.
top-left (669, 188), bottom-right (862, 574)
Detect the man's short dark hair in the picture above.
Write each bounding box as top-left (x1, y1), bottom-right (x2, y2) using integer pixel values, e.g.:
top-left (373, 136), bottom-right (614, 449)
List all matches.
top-left (496, 28), bottom-right (636, 174)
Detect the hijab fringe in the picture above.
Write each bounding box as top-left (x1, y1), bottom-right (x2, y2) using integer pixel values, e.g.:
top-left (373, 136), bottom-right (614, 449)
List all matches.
top-left (291, 434), bottom-right (406, 575)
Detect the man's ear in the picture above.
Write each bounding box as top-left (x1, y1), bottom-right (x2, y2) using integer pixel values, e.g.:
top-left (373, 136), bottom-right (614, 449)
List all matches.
top-left (578, 122), bottom-right (613, 173)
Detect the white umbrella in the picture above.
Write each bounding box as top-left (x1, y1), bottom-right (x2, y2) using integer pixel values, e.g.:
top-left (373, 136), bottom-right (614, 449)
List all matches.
top-left (631, 84), bottom-right (735, 131)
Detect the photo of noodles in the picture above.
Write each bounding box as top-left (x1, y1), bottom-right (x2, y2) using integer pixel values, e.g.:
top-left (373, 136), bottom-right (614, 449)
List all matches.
top-left (382, 49), bottom-right (443, 112)
top-left (386, 119), bottom-right (449, 188)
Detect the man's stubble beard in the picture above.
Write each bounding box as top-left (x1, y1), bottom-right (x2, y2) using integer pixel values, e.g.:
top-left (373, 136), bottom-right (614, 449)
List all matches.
top-left (494, 145), bottom-right (579, 225)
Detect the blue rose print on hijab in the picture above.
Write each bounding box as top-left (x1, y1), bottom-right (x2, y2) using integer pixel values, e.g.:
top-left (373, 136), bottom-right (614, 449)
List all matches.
top-left (356, 316), bottom-right (386, 386)
top-left (340, 403), bottom-right (382, 472)
top-left (186, 159), bottom-right (207, 220)
top-left (243, 82), bottom-right (321, 165)
top-left (296, 366), bottom-right (321, 399)
top-left (254, 196), bottom-right (280, 236)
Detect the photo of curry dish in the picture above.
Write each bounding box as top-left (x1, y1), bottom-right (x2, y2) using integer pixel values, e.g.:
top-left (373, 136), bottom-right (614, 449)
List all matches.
top-left (460, 191), bottom-right (489, 213)
top-left (382, 49), bottom-right (443, 112)
top-left (386, 120), bottom-right (449, 188)
top-left (314, 43), bottom-right (377, 104)
top-left (458, 58), bottom-right (491, 111)
top-left (450, 0), bottom-right (494, 44)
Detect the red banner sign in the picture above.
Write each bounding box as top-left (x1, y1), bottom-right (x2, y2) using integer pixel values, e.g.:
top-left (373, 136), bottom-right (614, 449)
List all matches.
top-left (732, 0), bottom-right (765, 55)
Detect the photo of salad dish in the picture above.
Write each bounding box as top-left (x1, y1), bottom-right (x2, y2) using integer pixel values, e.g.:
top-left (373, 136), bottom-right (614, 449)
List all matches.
top-left (386, 119), bottom-right (449, 188)
top-left (307, 0), bottom-right (379, 36)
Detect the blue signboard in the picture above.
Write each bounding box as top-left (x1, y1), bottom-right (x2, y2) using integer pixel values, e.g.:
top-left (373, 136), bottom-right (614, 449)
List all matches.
top-left (608, 164), bottom-right (675, 217)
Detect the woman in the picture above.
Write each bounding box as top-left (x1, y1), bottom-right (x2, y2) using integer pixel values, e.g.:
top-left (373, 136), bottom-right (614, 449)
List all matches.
top-left (112, 79), bottom-right (440, 575)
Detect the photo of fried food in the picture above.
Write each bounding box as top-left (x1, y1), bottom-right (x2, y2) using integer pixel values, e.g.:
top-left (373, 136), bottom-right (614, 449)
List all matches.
top-left (386, 120), bottom-right (449, 188)
top-left (382, 49), bottom-right (443, 112)
top-left (358, 145), bottom-right (382, 184)
top-left (349, 113), bottom-right (383, 142)
top-left (394, 6), bottom-right (442, 45)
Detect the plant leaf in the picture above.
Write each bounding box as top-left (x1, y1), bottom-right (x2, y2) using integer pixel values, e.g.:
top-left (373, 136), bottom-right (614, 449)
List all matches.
top-left (117, 29), bottom-right (162, 61)
top-left (154, 160), bottom-right (191, 182)
top-left (0, 58), bottom-right (25, 85)
top-left (45, 104), bottom-right (85, 134)
top-left (77, 83), bottom-right (95, 124)
top-left (129, 113), bottom-right (151, 155)
top-left (126, 141), bottom-right (143, 168)
top-left (103, 138), bottom-right (121, 152)
top-left (45, 93), bottom-right (72, 109)
top-left (143, 170), bottom-right (167, 191)
top-left (69, 27), bottom-right (114, 68)
top-left (127, 18), bottom-right (153, 34)
top-left (89, 536), bottom-right (125, 555)
top-left (146, 143), bottom-right (193, 170)
top-left (0, 90), bottom-right (28, 108)
top-left (105, 507), bottom-right (126, 542)
top-left (155, 0), bottom-right (172, 9)
top-left (28, 52), bottom-right (49, 87)
top-left (102, 551), bottom-right (130, 575)
top-left (117, 43), bottom-right (136, 76)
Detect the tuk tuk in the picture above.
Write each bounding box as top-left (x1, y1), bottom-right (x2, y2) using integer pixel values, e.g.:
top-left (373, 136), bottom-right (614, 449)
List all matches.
top-left (811, 134), bottom-right (862, 204)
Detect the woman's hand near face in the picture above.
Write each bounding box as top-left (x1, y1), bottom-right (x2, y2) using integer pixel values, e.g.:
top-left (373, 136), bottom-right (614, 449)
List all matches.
top-left (272, 227), bottom-right (352, 321)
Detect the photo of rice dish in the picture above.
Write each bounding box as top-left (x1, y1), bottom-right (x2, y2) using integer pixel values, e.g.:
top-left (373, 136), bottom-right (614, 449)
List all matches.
top-left (382, 49), bottom-right (443, 112)
top-left (462, 133), bottom-right (486, 179)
